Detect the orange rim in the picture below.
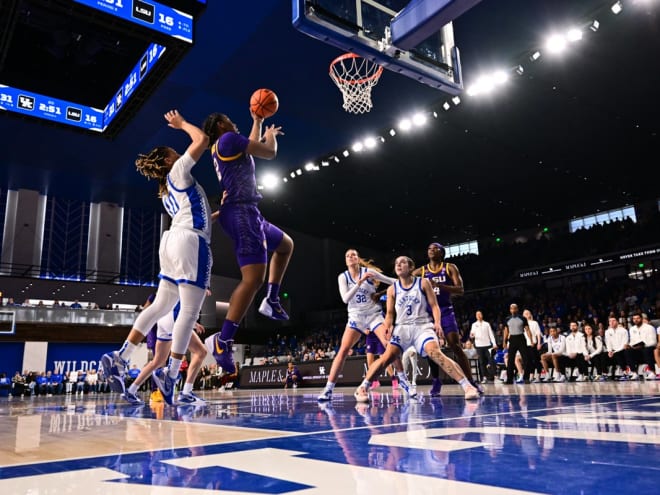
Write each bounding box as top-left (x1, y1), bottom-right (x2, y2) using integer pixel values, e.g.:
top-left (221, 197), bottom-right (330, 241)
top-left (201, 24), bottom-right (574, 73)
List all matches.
top-left (329, 53), bottom-right (383, 85)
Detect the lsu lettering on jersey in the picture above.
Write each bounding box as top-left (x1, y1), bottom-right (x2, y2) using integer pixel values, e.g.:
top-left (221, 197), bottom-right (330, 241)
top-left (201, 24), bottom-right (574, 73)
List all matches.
top-left (420, 263), bottom-right (453, 308)
top-left (162, 152), bottom-right (212, 243)
top-left (394, 277), bottom-right (431, 325)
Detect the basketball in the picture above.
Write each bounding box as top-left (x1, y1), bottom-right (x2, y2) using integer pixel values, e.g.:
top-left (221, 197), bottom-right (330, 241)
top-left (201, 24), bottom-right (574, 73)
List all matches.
top-left (250, 88), bottom-right (279, 119)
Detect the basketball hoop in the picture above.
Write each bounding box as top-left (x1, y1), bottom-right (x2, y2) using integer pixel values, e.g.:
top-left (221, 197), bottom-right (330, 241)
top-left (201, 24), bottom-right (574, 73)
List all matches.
top-left (329, 53), bottom-right (383, 114)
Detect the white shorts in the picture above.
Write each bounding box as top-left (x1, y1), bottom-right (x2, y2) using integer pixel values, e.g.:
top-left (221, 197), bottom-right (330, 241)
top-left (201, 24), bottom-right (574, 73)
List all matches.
top-left (158, 229), bottom-right (212, 289)
top-left (347, 311), bottom-right (384, 335)
top-left (156, 309), bottom-right (176, 341)
top-left (390, 323), bottom-right (437, 357)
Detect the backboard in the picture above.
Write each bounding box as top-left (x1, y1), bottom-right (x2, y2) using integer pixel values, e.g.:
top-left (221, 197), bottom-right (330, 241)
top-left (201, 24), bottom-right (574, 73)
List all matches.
top-left (292, 0), bottom-right (481, 94)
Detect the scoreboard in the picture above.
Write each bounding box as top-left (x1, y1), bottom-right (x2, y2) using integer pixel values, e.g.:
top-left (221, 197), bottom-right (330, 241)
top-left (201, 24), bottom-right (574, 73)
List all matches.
top-left (0, 0), bottom-right (206, 136)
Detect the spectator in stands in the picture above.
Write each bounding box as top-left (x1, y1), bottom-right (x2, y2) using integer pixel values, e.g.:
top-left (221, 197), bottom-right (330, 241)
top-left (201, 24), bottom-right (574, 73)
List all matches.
top-left (523, 309), bottom-right (544, 382)
top-left (35, 372), bottom-right (49, 395)
top-left (463, 340), bottom-right (477, 360)
top-left (564, 321), bottom-right (588, 381)
top-left (86, 369), bottom-right (99, 393)
top-left (541, 327), bottom-right (566, 382)
top-left (70, 300), bottom-right (82, 309)
top-left (0, 373), bottom-right (10, 397)
top-left (283, 362), bottom-right (301, 389)
top-left (50, 370), bottom-right (64, 394)
top-left (11, 371), bottom-right (25, 396)
top-left (632, 312), bottom-right (657, 380)
top-left (606, 316), bottom-right (631, 379)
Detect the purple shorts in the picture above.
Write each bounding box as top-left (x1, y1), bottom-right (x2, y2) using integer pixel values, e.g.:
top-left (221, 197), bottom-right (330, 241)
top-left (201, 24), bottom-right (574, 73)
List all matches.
top-left (146, 326), bottom-right (157, 351)
top-left (365, 331), bottom-right (386, 355)
top-left (441, 308), bottom-right (459, 334)
top-left (219, 203), bottom-right (284, 267)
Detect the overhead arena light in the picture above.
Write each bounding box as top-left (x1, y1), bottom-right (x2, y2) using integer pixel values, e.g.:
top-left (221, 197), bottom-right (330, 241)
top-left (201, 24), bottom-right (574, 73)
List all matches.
top-left (289, 171), bottom-right (296, 178)
top-left (515, 64), bottom-right (525, 75)
top-left (530, 50), bottom-right (541, 61)
top-left (545, 34), bottom-right (567, 54)
top-left (442, 102), bottom-right (451, 111)
top-left (295, 169), bottom-right (302, 176)
top-left (364, 136), bottom-right (377, 149)
top-left (342, 149), bottom-right (350, 157)
top-left (566, 27), bottom-right (583, 42)
top-left (590, 20), bottom-right (600, 32)
top-left (398, 118), bottom-right (412, 131)
top-left (412, 112), bottom-right (428, 126)
top-left (351, 141), bottom-right (364, 152)
top-left (451, 96), bottom-right (461, 106)
top-left (261, 173), bottom-right (280, 190)
top-left (611, 1), bottom-right (623, 14)
top-left (389, 128), bottom-right (396, 136)
top-left (321, 160), bottom-right (330, 167)
top-left (333, 155), bottom-right (340, 163)
top-left (304, 162), bottom-right (315, 171)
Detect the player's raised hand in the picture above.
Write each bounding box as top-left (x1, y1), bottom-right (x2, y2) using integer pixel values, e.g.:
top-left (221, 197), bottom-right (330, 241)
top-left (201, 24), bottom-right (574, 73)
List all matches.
top-left (164, 109), bottom-right (186, 129)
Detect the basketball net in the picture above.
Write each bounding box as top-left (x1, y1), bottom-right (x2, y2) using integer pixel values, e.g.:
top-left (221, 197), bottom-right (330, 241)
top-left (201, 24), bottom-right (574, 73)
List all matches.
top-left (329, 53), bottom-right (383, 114)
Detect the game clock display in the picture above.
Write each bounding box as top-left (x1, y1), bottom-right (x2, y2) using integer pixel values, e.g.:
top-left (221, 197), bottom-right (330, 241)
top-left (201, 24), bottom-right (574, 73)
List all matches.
top-left (0, 42), bottom-right (165, 132)
top-left (74, 0), bottom-right (194, 43)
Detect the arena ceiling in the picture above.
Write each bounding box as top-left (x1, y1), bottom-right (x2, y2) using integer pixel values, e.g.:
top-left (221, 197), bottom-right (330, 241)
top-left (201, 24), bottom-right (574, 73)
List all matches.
top-left (0, 0), bottom-right (658, 252)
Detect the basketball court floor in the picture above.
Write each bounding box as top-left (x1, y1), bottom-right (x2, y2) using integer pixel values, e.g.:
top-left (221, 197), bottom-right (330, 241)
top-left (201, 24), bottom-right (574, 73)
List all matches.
top-left (1, 383), bottom-right (658, 494)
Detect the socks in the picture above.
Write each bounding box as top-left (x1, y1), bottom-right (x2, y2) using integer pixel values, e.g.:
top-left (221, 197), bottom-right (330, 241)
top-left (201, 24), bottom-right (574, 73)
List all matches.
top-left (458, 378), bottom-right (470, 390)
top-left (118, 341), bottom-right (137, 362)
top-left (219, 320), bottom-right (240, 341)
top-left (267, 283), bottom-right (281, 302)
top-left (128, 383), bottom-right (138, 395)
top-left (360, 379), bottom-right (370, 390)
top-left (182, 382), bottom-right (193, 395)
top-left (325, 381), bottom-right (336, 392)
top-left (168, 358), bottom-right (182, 379)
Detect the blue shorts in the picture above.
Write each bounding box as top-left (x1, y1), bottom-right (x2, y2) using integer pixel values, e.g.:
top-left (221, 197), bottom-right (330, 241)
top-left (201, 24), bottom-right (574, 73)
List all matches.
top-left (219, 203), bottom-right (284, 267)
top-left (366, 331), bottom-right (386, 355)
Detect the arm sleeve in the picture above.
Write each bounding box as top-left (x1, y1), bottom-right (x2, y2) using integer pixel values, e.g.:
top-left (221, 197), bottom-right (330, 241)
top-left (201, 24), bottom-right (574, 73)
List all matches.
top-left (367, 269), bottom-right (396, 285)
top-left (167, 152), bottom-right (196, 190)
top-left (338, 274), bottom-right (360, 305)
top-left (218, 132), bottom-right (249, 158)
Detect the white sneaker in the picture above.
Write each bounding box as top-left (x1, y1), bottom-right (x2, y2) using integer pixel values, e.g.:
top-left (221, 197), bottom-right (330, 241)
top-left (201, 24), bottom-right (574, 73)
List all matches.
top-left (554, 374), bottom-right (566, 383)
top-left (317, 389), bottom-right (332, 402)
top-left (354, 386), bottom-right (369, 403)
top-left (464, 386), bottom-right (479, 400)
top-left (644, 370), bottom-right (656, 380)
top-left (629, 372), bottom-right (639, 381)
top-left (575, 375), bottom-right (587, 382)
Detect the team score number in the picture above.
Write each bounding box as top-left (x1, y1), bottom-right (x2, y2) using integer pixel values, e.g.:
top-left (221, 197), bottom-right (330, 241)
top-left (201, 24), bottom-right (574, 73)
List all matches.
top-left (159, 13), bottom-right (174, 27)
top-left (102, 0), bottom-right (124, 7)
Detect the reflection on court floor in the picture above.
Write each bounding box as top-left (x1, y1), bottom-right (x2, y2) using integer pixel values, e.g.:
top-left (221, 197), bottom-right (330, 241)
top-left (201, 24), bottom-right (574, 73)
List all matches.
top-left (0, 382), bottom-right (659, 494)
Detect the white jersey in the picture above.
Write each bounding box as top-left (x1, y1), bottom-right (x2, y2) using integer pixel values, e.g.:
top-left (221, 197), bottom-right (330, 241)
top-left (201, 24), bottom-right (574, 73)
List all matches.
top-left (393, 277), bottom-right (431, 326)
top-left (340, 267), bottom-right (382, 315)
top-left (162, 152), bottom-right (212, 243)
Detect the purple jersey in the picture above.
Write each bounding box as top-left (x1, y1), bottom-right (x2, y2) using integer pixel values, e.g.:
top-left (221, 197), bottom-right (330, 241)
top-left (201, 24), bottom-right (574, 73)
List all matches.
top-left (211, 132), bottom-right (262, 205)
top-left (421, 263), bottom-right (453, 309)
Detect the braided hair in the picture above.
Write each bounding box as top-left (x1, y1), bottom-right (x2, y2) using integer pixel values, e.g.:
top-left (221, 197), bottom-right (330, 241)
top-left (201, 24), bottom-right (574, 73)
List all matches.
top-left (135, 146), bottom-right (171, 197)
top-left (202, 112), bottom-right (230, 149)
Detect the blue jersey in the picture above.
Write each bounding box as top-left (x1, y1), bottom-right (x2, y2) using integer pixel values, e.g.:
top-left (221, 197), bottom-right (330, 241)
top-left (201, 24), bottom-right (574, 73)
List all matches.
top-left (211, 131), bottom-right (262, 205)
top-left (420, 263), bottom-right (453, 309)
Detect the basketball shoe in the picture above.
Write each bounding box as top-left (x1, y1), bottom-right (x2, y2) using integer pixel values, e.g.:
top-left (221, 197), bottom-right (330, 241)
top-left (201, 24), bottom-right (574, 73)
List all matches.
top-left (258, 297), bottom-right (289, 320)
